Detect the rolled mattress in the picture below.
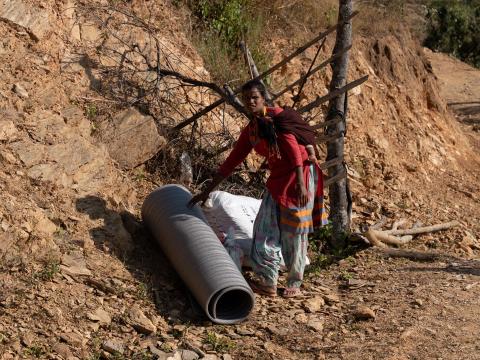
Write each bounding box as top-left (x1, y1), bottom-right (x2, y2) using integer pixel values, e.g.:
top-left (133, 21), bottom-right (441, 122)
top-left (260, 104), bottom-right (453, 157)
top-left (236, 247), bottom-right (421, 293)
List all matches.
top-left (141, 184), bottom-right (255, 324)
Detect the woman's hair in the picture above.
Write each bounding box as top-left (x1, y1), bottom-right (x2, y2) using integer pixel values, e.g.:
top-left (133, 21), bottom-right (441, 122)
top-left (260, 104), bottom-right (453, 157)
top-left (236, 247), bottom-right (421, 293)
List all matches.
top-left (241, 79), bottom-right (267, 98)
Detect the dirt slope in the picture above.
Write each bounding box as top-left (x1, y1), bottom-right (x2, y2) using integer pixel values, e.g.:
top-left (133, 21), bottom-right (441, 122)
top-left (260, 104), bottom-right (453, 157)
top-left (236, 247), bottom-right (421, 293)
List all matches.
top-left (0, 1), bottom-right (479, 359)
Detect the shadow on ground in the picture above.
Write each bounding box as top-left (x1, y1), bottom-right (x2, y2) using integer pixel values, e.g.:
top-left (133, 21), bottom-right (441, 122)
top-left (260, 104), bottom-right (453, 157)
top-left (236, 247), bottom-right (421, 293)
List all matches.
top-left (75, 195), bottom-right (207, 324)
top-left (404, 260), bottom-right (480, 277)
top-left (449, 101), bottom-right (480, 125)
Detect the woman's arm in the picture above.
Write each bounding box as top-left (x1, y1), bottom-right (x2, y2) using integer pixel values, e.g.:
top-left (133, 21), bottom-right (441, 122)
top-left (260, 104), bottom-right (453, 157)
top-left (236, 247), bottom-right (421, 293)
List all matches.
top-left (189, 125), bottom-right (253, 207)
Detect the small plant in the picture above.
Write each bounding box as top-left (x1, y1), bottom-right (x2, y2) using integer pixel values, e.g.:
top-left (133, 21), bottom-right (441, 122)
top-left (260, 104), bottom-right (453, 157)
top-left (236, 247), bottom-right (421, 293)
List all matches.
top-left (160, 342), bottom-right (174, 352)
top-left (24, 345), bottom-right (45, 357)
top-left (136, 282), bottom-right (149, 300)
top-left (85, 103), bottom-right (98, 120)
top-left (339, 270), bottom-right (354, 281)
top-left (36, 260), bottom-right (60, 281)
top-left (203, 331), bottom-right (235, 353)
top-left (132, 350), bottom-right (155, 360)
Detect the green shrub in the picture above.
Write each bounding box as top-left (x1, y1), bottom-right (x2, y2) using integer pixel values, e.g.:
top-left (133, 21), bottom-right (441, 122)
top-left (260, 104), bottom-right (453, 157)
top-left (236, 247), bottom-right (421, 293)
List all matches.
top-left (179, 0), bottom-right (269, 84)
top-left (425, 0), bottom-right (480, 68)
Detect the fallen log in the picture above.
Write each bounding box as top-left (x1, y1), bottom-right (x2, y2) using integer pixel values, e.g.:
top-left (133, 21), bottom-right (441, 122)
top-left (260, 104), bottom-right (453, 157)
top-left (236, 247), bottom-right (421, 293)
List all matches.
top-left (385, 221), bottom-right (460, 236)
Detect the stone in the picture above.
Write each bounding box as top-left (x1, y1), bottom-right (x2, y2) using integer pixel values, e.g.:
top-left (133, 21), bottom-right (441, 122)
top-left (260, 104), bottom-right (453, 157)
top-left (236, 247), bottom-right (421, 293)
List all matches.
top-left (13, 83), bottom-right (28, 99)
top-left (167, 352), bottom-right (183, 360)
top-left (303, 296), bottom-right (325, 313)
top-left (10, 141), bottom-right (46, 167)
top-left (0, 120), bottom-right (18, 141)
top-left (80, 23), bottom-right (101, 42)
top-left (265, 325), bottom-right (288, 337)
top-left (87, 307), bottom-right (111, 326)
top-left (102, 340), bottom-right (124, 355)
top-left (52, 343), bottom-right (73, 359)
top-left (0, 0), bottom-right (51, 40)
top-left (59, 332), bottom-right (85, 347)
top-left (203, 355), bottom-right (219, 360)
top-left (353, 306), bottom-right (376, 321)
top-left (322, 293), bottom-right (340, 305)
top-left (0, 150), bottom-right (17, 164)
top-left (32, 209), bottom-right (57, 236)
top-left (101, 108), bottom-right (166, 169)
top-left (181, 349), bottom-right (199, 360)
top-left (222, 355), bottom-right (233, 360)
top-left (148, 345), bottom-right (171, 359)
top-left (414, 299), bottom-right (423, 307)
top-left (307, 318), bottom-right (324, 332)
top-left (127, 306), bottom-right (156, 334)
top-left (235, 327), bottom-right (254, 336)
top-left (295, 313), bottom-right (308, 324)
top-left (60, 250), bottom-right (92, 276)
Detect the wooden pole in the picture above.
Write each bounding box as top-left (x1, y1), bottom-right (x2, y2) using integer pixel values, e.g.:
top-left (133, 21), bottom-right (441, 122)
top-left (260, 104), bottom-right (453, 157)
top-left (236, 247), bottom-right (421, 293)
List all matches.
top-left (325, 0), bottom-right (354, 249)
top-left (239, 41), bottom-right (273, 105)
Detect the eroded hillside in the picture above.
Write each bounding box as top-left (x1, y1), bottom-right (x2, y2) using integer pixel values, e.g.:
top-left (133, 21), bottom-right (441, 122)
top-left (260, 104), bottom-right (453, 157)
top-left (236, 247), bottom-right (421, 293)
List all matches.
top-left (0, 1), bottom-right (479, 359)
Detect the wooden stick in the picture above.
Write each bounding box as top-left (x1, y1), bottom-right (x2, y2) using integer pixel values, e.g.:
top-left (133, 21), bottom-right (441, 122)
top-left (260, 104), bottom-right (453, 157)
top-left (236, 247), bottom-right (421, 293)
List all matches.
top-left (371, 230), bottom-right (413, 246)
top-left (174, 11), bottom-right (359, 131)
top-left (364, 228), bottom-right (387, 248)
top-left (384, 221), bottom-right (459, 236)
top-left (311, 116), bottom-right (343, 131)
top-left (319, 156), bottom-right (343, 170)
top-left (239, 41), bottom-right (273, 104)
top-left (272, 45), bottom-right (352, 101)
top-left (299, 75), bottom-right (369, 113)
top-left (292, 37), bottom-right (326, 108)
top-left (324, 169), bottom-right (347, 187)
top-left (316, 131), bottom-right (343, 143)
top-left (223, 85), bottom-right (249, 117)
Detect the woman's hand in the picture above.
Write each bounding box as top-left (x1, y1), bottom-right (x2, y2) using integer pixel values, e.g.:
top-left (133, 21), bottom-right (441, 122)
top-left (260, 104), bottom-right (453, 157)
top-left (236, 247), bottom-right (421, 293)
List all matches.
top-left (188, 173), bottom-right (225, 208)
top-left (297, 184), bottom-right (308, 207)
top-left (188, 191), bottom-right (210, 208)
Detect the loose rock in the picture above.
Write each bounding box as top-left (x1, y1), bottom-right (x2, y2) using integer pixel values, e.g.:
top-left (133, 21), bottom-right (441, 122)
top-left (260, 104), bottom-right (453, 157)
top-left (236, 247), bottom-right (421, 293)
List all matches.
top-left (13, 83), bottom-right (29, 98)
top-left (181, 349), bottom-right (200, 360)
top-left (127, 306), bottom-right (157, 334)
top-left (303, 296), bottom-right (325, 313)
top-left (102, 340), bottom-right (124, 355)
top-left (87, 307), bottom-right (111, 326)
top-left (307, 318), bottom-right (324, 332)
top-left (353, 306), bottom-right (376, 321)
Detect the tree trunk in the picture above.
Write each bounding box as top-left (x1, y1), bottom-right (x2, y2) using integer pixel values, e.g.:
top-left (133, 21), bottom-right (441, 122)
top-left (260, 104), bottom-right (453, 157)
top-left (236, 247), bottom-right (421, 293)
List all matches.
top-left (325, 0), bottom-right (353, 249)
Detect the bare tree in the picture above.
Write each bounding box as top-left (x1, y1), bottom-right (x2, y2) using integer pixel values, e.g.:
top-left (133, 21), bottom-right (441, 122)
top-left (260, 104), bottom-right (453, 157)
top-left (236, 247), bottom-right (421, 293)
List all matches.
top-left (325, 0), bottom-right (353, 249)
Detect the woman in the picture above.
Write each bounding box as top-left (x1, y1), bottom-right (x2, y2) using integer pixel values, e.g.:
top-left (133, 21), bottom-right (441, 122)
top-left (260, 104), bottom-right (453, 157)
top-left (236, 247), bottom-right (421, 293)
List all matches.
top-left (189, 80), bottom-right (327, 298)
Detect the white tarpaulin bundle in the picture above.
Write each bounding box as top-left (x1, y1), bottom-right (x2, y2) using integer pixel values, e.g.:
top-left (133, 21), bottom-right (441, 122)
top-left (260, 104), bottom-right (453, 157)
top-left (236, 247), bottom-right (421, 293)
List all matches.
top-left (203, 191), bottom-right (309, 269)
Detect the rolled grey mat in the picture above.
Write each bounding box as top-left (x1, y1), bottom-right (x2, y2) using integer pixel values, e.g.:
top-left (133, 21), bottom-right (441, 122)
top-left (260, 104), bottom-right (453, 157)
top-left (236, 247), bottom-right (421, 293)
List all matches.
top-left (141, 184), bottom-right (255, 324)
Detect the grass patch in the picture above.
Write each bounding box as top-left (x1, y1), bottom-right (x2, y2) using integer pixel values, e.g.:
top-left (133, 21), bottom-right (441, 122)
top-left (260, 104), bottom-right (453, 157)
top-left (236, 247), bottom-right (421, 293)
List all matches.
top-left (24, 345), bottom-right (45, 357)
top-left (306, 222), bottom-right (367, 276)
top-left (203, 331), bottom-right (235, 353)
top-left (36, 260), bottom-right (60, 281)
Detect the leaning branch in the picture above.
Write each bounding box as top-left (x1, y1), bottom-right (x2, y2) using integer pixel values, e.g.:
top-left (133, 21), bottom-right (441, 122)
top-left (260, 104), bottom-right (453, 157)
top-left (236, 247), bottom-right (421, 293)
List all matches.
top-left (174, 11), bottom-right (359, 131)
top-left (272, 45), bottom-right (352, 101)
top-left (299, 75), bottom-right (369, 113)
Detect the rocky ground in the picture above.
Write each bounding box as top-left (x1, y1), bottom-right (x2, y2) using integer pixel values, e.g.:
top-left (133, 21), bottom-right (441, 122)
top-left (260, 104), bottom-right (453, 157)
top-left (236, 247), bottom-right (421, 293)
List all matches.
top-left (0, 1), bottom-right (479, 359)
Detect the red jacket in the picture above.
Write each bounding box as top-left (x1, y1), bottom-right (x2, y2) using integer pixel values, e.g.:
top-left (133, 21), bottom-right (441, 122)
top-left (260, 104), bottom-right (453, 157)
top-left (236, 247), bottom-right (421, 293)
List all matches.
top-left (218, 108), bottom-right (311, 208)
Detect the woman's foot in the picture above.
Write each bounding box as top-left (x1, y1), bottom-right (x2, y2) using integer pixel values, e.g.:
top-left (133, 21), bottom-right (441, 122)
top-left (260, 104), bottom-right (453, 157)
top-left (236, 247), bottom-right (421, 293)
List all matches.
top-left (282, 287), bottom-right (302, 298)
top-left (248, 280), bottom-right (277, 297)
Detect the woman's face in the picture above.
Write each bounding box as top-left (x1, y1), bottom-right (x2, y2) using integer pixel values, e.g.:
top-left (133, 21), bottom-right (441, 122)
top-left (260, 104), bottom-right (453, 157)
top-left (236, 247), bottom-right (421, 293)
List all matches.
top-left (242, 88), bottom-right (266, 115)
